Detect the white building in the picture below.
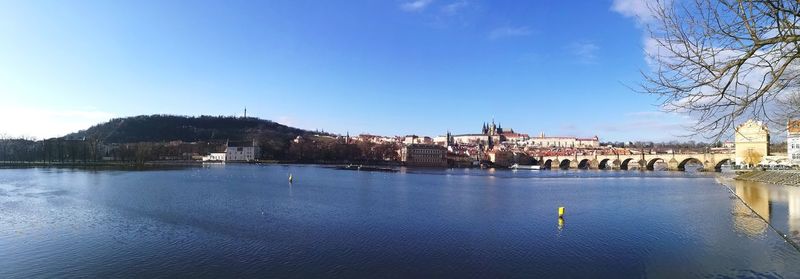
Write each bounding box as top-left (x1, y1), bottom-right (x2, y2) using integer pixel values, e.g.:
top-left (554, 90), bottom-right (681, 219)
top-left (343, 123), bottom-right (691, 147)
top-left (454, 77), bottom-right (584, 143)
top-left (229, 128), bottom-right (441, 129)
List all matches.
top-left (225, 140), bottom-right (260, 162)
top-left (789, 120), bottom-right (800, 165)
top-left (525, 133), bottom-right (599, 148)
top-left (202, 152), bottom-right (226, 162)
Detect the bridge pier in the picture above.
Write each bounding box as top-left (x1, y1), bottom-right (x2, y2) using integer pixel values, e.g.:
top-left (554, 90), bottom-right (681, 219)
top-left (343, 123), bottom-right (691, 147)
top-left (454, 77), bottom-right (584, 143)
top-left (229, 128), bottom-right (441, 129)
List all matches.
top-left (611, 159), bottom-right (621, 170)
top-left (637, 159), bottom-right (647, 171)
top-left (589, 159), bottom-right (599, 170)
top-left (667, 158), bottom-right (679, 171)
top-left (703, 161), bottom-right (715, 172)
top-left (569, 160), bottom-right (578, 169)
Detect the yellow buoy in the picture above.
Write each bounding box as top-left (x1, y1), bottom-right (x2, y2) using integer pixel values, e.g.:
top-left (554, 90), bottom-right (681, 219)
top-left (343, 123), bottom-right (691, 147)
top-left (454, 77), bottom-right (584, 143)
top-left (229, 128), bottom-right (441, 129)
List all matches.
top-left (288, 173), bottom-right (293, 183)
top-left (558, 206), bottom-right (565, 218)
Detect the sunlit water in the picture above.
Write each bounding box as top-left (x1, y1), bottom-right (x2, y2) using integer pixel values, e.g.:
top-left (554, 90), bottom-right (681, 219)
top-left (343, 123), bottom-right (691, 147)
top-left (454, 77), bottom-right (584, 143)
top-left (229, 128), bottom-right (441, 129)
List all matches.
top-left (1, 165), bottom-right (799, 278)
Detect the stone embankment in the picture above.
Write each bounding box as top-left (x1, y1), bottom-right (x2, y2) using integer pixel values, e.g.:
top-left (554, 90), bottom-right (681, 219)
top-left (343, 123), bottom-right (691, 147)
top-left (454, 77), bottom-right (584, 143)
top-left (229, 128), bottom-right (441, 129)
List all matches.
top-left (735, 170), bottom-right (800, 186)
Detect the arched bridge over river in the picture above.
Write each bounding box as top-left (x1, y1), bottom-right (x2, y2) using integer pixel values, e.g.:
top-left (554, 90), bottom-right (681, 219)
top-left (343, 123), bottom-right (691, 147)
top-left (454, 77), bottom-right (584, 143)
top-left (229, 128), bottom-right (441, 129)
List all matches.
top-left (538, 152), bottom-right (734, 171)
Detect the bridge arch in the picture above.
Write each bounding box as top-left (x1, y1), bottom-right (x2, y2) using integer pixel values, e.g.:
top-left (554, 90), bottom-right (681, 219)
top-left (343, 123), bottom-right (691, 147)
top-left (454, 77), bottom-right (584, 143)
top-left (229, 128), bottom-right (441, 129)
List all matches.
top-left (599, 158), bottom-right (612, 170)
top-left (543, 159), bottom-right (553, 170)
top-left (646, 158), bottom-right (666, 171)
top-left (559, 159), bottom-right (571, 170)
top-left (714, 159), bottom-right (732, 172)
top-left (620, 158), bottom-right (635, 170)
top-left (678, 157), bottom-right (703, 171)
top-left (578, 159), bottom-right (591, 169)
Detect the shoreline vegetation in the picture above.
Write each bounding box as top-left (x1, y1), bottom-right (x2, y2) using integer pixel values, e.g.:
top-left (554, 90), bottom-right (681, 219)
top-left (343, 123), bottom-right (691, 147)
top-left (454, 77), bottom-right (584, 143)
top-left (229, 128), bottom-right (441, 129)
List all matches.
top-left (735, 170), bottom-right (800, 187)
top-left (0, 160), bottom-right (404, 171)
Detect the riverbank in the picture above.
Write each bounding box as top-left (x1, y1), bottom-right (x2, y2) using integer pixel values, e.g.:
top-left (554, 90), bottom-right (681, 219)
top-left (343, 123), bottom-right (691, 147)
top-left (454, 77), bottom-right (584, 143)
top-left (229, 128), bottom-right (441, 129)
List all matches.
top-left (0, 161), bottom-right (202, 170)
top-left (0, 160), bottom-right (404, 170)
top-left (735, 170), bottom-right (800, 186)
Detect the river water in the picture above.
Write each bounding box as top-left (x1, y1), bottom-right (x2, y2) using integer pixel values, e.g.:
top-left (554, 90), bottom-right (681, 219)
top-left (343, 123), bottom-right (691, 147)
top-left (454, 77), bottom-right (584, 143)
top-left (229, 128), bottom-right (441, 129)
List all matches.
top-left (1, 165), bottom-right (799, 278)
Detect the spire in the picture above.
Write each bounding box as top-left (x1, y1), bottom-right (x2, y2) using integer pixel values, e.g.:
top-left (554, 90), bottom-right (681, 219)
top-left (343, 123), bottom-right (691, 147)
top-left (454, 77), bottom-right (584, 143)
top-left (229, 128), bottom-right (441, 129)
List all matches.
top-left (244, 107), bottom-right (247, 118)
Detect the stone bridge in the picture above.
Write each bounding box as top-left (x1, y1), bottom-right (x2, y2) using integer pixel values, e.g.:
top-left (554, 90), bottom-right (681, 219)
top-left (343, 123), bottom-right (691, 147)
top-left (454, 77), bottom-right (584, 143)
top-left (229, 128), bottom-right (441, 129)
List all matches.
top-left (537, 152), bottom-right (734, 171)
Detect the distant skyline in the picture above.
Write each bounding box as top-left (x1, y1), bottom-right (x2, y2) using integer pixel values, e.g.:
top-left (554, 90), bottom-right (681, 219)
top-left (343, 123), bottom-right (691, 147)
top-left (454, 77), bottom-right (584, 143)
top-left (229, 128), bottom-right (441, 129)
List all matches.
top-left (0, 0), bottom-right (699, 141)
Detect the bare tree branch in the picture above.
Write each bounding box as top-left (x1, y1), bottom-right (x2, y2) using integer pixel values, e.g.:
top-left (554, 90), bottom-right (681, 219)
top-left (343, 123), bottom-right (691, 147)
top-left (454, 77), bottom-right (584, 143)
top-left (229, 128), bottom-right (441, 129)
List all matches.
top-left (641, 0), bottom-right (800, 140)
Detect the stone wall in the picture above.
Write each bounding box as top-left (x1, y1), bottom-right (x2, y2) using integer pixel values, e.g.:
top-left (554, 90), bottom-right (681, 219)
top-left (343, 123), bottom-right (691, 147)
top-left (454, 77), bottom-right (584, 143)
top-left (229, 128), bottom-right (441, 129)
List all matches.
top-left (735, 170), bottom-right (800, 186)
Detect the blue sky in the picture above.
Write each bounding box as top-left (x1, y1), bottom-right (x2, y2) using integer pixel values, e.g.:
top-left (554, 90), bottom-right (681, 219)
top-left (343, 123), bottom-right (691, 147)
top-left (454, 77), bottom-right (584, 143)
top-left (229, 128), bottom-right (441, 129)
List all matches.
top-left (0, 0), bottom-right (692, 141)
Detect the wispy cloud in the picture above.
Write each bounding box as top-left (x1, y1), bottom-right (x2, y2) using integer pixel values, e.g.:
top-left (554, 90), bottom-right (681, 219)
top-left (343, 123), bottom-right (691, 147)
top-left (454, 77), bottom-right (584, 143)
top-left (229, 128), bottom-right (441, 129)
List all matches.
top-left (611, 0), bottom-right (657, 24)
top-left (400, 0), bottom-right (434, 12)
top-left (441, 0), bottom-right (468, 15)
top-left (488, 26), bottom-right (532, 40)
top-left (567, 41), bottom-right (599, 64)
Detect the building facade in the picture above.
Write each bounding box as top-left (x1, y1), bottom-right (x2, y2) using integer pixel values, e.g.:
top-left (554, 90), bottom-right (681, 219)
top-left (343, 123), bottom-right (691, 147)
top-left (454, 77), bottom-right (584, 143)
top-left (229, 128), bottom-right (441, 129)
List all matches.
top-left (525, 133), bottom-right (599, 148)
top-left (487, 149), bottom-right (514, 167)
top-left (403, 135), bottom-right (433, 145)
top-left (400, 144), bottom-right (447, 167)
top-left (225, 140), bottom-right (260, 162)
top-left (789, 120), bottom-right (800, 165)
top-left (202, 152), bottom-right (226, 162)
top-left (734, 119), bottom-right (770, 166)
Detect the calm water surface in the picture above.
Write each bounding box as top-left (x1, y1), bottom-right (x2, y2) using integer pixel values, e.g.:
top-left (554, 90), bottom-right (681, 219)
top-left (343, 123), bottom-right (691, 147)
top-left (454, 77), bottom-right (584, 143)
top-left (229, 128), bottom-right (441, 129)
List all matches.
top-left (1, 165), bottom-right (799, 278)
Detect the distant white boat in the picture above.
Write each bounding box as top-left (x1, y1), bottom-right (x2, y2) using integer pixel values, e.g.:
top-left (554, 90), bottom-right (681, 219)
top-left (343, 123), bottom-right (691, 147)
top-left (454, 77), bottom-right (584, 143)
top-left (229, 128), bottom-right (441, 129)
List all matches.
top-left (720, 163), bottom-right (734, 173)
top-left (510, 164), bottom-right (541, 170)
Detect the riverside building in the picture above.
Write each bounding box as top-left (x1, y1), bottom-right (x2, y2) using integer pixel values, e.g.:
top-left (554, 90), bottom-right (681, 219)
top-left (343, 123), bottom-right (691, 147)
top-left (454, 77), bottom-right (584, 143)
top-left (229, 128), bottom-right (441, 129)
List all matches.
top-left (734, 119), bottom-right (770, 166)
top-left (225, 140), bottom-right (260, 162)
top-left (789, 120), bottom-right (800, 165)
top-left (400, 144), bottom-right (448, 167)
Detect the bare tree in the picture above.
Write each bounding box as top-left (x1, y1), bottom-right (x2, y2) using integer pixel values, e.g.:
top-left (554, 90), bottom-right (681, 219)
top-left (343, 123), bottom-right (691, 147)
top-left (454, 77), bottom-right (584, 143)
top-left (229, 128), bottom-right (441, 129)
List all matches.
top-left (643, 0), bottom-right (800, 139)
top-left (778, 90), bottom-right (800, 121)
top-left (743, 148), bottom-right (764, 165)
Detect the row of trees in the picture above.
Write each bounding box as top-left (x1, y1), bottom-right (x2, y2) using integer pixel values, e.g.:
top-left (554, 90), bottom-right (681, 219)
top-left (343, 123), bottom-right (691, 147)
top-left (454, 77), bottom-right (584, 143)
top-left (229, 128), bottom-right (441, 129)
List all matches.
top-left (0, 138), bottom-right (101, 163)
top-left (0, 136), bottom-right (401, 165)
top-left (287, 138), bottom-right (398, 163)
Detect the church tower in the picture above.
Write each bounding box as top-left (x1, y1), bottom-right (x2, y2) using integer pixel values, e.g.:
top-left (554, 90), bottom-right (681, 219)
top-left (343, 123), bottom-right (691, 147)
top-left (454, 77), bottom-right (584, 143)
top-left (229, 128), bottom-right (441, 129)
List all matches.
top-left (446, 130), bottom-right (453, 147)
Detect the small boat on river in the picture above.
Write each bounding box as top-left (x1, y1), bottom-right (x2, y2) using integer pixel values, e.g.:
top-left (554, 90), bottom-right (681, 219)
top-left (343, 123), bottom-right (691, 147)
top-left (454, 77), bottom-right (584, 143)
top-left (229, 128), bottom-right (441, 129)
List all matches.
top-left (510, 164), bottom-right (541, 170)
top-left (335, 164), bottom-right (398, 172)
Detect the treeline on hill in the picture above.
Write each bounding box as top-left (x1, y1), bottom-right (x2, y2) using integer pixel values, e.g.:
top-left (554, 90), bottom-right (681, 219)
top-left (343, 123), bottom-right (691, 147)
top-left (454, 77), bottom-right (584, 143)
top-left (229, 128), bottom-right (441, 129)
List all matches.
top-left (0, 115), bottom-right (400, 164)
top-left (66, 114), bottom-right (309, 143)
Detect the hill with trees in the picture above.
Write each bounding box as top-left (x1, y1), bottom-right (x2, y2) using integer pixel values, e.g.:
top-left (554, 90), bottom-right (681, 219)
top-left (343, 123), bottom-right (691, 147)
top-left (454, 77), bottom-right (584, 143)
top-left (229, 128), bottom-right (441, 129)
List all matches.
top-left (1, 115), bottom-right (399, 165)
top-left (64, 114), bottom-right (315, 143)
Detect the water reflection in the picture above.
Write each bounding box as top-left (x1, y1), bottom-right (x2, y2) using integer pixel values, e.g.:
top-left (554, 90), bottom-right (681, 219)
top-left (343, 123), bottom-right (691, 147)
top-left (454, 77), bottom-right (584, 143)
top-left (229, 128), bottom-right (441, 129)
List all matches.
top-left (731, 179), bottom-right (800, 242)
top-left (3, 167), bottom-right (800, 278)
top-left (733, 182), bottom-right (771, 237)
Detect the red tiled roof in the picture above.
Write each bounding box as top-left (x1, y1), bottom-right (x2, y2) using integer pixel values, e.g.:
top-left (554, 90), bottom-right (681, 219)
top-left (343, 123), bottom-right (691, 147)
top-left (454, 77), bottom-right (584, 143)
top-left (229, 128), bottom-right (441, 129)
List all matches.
top-left (789, 120), bottom-right (800, 133)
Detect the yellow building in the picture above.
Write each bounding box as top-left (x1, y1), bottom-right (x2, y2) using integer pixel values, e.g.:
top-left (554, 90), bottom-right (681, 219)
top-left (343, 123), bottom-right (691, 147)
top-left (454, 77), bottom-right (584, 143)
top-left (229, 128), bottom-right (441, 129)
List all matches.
top-left (734, 119), bottom-right (770, 166)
